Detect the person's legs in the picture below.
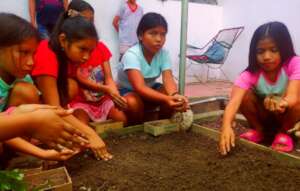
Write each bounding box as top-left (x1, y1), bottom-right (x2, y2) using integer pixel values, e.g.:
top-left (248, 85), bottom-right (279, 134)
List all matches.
top-left (73, 109), bottom-right (90, 124)
top-left (108, 107), bottom-right (127, 126)
top-left (8, 82), bottom-right (40, 107)
top-left (37, 23), bottom-right (49, 39)
top-left (123, 92), bottom-right (144, 125)
top-left (277, 103), bottom-right (300, 132)
top-left (270, 102), bottom-right (300, 152)
top-left (239, 91), bottom-right (269, 133)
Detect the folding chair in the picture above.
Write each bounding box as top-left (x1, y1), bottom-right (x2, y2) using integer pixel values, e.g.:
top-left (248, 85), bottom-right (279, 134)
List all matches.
top-left (186, 26), bottom-right (244, 82)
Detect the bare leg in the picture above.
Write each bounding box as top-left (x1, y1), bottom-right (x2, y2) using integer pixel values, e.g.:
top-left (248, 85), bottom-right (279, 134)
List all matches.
top-left (124, 92), bottom-right (144, 125)
top-left (8, 82), bottom-right (40, 107)
top-left (239, 91), bottom-right (269, 134)
top-left (277, 103), bottom-right (300, 132)
top-left (108, 107), bottom-right (127, 126)
top-left (73, 109), bottom-right (90, 125)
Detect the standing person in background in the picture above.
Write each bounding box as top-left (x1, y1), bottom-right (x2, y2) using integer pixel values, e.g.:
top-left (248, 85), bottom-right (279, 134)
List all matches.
top-left (29, 0), bottom-right (68, 39)
top-left (113, 0), bottom-right (143, 58)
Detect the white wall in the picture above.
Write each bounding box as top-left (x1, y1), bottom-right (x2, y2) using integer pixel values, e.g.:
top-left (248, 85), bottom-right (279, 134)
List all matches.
top-left (0, 0), bottom-right (223, 83)
top-left (88, 0), bottom-right (223, 81)
top-left (219, 0), bottom-right (300, 81)
top-left (0, 0), bottom-right (29, 20)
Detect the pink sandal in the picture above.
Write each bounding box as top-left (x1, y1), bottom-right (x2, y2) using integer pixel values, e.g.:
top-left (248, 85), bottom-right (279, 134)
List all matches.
top-left (271, 133), bottom-right (294, 152)
top-left (240, 129), bottom-right (263, 143)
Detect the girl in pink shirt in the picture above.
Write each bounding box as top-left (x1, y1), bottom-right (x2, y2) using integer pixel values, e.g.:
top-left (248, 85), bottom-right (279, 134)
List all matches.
top-left (219, 22), bottom-right (300, 155)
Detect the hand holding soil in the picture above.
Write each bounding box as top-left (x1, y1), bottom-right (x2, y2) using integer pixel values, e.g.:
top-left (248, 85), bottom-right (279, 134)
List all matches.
top-left (263, 95), bottom-right (288, 113)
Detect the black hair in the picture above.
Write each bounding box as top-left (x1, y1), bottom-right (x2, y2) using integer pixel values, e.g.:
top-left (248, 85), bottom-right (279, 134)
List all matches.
top-left (136, 12), bottom-right (168, 37)
top-left (0, 13), bottom-right (39, 48)
top-left (246, 21), bottom-right (296, 73)
top-left (49, 12), bottom-right (98, 106)
top-left (68, 0), bottom-right (94, 13)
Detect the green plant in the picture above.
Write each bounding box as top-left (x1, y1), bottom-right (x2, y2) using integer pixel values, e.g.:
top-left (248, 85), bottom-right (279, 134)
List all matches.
top-left (0, 169), bottom-right (26, 191)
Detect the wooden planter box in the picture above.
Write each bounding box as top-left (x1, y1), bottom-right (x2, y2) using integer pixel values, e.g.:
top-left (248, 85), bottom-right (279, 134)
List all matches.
top-left (144, 119), bottom-right (179, 136)
top-left (191, 110), bottom-right (300, 167)
top-left (24, 167), bottom-right (72, 191)
top-left (90, 119), bottom-right (124, 134)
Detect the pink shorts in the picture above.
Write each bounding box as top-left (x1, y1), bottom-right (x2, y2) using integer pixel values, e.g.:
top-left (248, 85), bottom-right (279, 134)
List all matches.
top-left (69, 97), bottom-right (114, 122)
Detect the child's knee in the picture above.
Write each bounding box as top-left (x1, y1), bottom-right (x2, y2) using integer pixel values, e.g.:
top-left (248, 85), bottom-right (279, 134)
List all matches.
top-left (110, 107), bottom-right (128, 125)
top-left (10, 82), bottom-right (39, 104)
top-left (125, 93), bottom-right (144, 113)
top-left (241, 90), bottom-right (258, 107)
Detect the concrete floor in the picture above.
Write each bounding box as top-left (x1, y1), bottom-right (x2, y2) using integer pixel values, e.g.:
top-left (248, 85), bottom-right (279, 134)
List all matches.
top-left (184, 81), bottom-right (232, 98)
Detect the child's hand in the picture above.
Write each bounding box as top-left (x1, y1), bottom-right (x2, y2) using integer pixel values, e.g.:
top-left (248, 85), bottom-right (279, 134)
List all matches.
top-left (287, 121), bottom-right (300, 137)
top-left (172, 94), bottom-right (189, 111)
top-left (106, 86), bottom-right (128, 110)
top-left (30, 109), bottom-right (90, 151)
top-left (165, 95), bottom-right (188, 112)
top-left (88, 135), bottom-right (113, 161)
top-left (264, 95), bottom-right (288, 113)
top-left (41, 148), bottom-right (79, 161)
top-left (219, 125), bottom-right (235, 155)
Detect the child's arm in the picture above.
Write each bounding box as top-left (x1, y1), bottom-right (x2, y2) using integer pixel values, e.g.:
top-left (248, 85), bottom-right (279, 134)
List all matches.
top-left (35, 75), bottom-right (112, 161)
top-left (162, 70), bottom-right (189, 110)
top-left (5, 138), bottom-right (76, 161)
top-left (28, 0), bottom-right (36, 28)
top-left (35, 76), bottom-right (61, 106)
top-left (0, 107), bottom-right (87, 147)
top-left (219, 86), bottom-right (247, 155)
top-left (61, 114), bottom-right (113, 161)
top-left (112, 15), bottom-right (120, 32)
top-left (264, 80), bottom-right (300, 113)
top-left (63, 0), bottom-right (68, 10)
top-left (102, 61), bottom-right (127, 109)
top-left (76, 65), bottom-right (127, 109)
top-left (161, 70), bottom-right (177, 95)
top-left (127, 69), bottom-right (184, 110)
top-left (282, 80), bottom-right (300, 108)
top-left (76, 67), bottom-right (108, 92)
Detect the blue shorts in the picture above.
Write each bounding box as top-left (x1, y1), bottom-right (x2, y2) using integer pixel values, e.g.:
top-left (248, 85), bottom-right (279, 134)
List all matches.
top-left (119, 83), bottom-right (162, 96)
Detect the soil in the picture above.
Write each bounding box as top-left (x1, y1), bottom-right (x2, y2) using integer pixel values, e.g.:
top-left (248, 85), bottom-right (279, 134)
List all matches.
top-left (66, 131), bottom-right (300, 191)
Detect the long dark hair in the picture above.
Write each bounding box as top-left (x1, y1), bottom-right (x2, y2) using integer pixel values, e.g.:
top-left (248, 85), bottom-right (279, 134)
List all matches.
top-left (0, 13), bottom-right (39, 48)
top-left (49, 13), bottom-right (98, 106)
top-left (246, 21), bottom-right (296, 73)
top-left (136, 12), bottom-right (168, 38)
top-left (68, 0), bottom-right (94, 13)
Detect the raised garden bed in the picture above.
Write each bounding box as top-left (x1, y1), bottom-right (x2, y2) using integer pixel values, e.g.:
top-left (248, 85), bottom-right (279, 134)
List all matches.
top-left (24, 167), bottom-right (72, 191)
top-left (65, 118), bottom-right (300, 191)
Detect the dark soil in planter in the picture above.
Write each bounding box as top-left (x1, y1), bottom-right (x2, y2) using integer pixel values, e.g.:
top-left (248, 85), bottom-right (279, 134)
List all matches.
top-left (66, 131), bottom-right (300, 191)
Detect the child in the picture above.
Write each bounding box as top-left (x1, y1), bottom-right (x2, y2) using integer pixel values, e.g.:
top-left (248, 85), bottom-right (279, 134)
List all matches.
top-left (117, 12), bottom-right (189, 124)
top-left (32, 5), bottom-right (117, 160)
top-left (219, 22), bottom-right (300, 155)
top-left (29, 0), bottom-right (68, 39)
top-left (0, 13), bottom-right (87, 161)
top-left (67, 0), bottom-right (128, 125)
top-left (113, 0), bottom-right (143, 57)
